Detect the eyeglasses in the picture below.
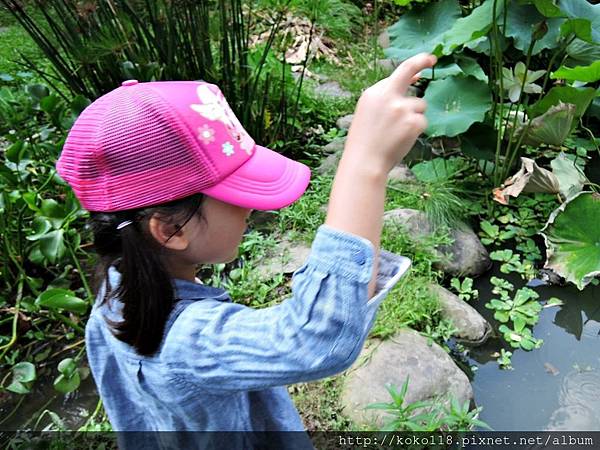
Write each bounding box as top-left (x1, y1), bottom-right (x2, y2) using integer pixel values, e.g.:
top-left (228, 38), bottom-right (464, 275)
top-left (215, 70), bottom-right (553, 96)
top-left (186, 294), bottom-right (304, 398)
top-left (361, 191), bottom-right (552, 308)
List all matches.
top-left (165, 198), bottom-right (204, 243)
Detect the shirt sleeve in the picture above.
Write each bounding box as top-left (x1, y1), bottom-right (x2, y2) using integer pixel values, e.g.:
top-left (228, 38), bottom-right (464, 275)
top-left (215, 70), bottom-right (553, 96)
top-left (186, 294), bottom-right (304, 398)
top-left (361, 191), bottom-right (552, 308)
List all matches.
top-left (164, 224), bottom-right (410, 392)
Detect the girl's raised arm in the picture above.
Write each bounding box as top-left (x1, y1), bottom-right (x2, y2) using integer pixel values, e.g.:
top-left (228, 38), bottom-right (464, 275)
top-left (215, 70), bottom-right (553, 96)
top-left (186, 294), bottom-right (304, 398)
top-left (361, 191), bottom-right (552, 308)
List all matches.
top-left (325, 53), bottom-right (436, 298)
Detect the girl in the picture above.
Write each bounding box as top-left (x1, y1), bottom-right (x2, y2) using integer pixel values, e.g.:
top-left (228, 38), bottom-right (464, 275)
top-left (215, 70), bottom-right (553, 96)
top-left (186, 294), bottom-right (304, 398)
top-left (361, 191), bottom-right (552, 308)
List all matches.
top-left (56, 53), bottom-right (435, 448)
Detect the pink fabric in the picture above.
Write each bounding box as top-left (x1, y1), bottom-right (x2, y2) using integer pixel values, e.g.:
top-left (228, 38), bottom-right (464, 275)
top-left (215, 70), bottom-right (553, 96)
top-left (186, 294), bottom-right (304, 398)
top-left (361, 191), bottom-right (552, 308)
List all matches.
top-left (57, 80), bottom-right (311, 212)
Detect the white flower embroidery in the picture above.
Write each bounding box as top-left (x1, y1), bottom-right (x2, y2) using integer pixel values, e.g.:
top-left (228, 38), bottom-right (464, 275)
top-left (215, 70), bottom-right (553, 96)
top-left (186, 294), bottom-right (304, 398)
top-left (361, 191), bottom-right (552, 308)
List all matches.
top-left (197, 124), bottom-right (215, 145)
top-left (222, 141), bottom-right (235, 157)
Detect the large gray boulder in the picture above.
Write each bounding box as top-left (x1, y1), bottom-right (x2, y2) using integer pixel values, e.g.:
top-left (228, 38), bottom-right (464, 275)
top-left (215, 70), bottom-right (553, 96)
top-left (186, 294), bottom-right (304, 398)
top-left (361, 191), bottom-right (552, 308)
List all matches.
top-left (341, 329), bottom-right (473, 428)
top-left (429, 284), bottom-right (491, 344)
top-left (384, 208), bottom-right (491, 277)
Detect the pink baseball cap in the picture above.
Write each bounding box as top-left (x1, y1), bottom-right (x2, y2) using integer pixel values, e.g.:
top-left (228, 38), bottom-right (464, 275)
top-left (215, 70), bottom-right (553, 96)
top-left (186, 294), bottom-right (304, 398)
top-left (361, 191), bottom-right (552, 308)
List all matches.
top-left (56, 80), bottom-right (311, 212)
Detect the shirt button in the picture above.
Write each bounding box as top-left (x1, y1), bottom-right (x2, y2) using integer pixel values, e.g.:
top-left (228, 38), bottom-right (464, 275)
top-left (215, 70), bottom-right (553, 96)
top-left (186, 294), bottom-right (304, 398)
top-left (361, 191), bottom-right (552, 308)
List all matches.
top-left (353, 249), bottom-right (366, 265)
top-left (121, 79), bottom-right (139, 87)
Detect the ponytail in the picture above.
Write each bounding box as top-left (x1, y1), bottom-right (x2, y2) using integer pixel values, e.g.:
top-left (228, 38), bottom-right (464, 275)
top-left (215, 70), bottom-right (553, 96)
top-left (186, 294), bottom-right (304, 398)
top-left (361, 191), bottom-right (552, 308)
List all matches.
top-left (88, 194), bottom-right (205, 356)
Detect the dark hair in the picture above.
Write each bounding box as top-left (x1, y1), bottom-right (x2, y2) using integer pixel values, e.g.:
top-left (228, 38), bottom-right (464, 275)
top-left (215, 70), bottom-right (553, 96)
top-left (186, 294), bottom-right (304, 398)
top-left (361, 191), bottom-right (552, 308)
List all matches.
top-left (88, 193), bottom-right (205, 356)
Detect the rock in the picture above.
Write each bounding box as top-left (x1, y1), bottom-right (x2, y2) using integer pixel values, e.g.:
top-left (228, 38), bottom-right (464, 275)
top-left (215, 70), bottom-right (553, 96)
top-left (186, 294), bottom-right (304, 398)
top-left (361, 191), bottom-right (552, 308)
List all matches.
top-left (336, 114), bottom-right (354, 131)
top-left (341, 329), bottom-right (473, 428)
top-left (256, 235), bottom-right (311, 280)
top-left (317, 151), bottom-right (342, 175)
top-left (388, 163), bottom-right (417, 183)
top-left (322, 137), bottom-right (346, 155)
top-left (429, 284), bottom-right (491, 344)
top-left (377, 30), bottom-right (390, 49)
top-left (312, 81), bottom-right (352, 100)
top-left (383, 208), bottom-right (491, 277)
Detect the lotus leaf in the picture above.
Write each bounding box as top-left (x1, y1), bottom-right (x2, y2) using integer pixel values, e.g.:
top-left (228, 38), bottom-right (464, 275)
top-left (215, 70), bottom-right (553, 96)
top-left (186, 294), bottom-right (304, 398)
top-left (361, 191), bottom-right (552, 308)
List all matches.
top-left (424, 75), bottom-right (492, 137)
top-left (560, 18), bottom-right (593, 43)
top-left (541, 192), bottom-right (600, 290)
top-left (422, 55), bottom-right (487, 82)
top-left (411, 157), bottom-right (463, 183)
top-left (506, 3), bottom-right (563, 55)
top-left (550, 152), bottom-right (587, 199)
top-left (436, 0), bottom-right (501, 56)
top-left (421, 61), bottom-right (462, 80)
top-left (534, 0), bottom-right (564, 17)
top-left (558, 0), bottom-right (600, 43)
top-left (515, 102), bottom-right (576, 147)
top-left (528, 86), bottom-right (596, 120)
top-left (493, 157), bottom-right (560, 205)
top-left (566, 39), bottom-right (600, 66)
top-left (385, 0), bottom-right (461, 61)
top-left (552, 60), bottom-right (600, 83)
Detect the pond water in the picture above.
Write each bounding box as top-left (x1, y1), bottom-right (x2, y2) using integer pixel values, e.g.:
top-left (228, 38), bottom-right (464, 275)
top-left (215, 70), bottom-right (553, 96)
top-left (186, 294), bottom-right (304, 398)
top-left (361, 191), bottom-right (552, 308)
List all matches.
top-left (466, 266), bottom-right (600, 431)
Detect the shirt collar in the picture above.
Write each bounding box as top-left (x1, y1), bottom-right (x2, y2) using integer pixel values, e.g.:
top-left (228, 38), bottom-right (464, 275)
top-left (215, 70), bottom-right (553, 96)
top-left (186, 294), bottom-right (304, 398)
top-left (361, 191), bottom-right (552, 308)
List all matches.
top-left (107, 266), bottom-right (231, 302)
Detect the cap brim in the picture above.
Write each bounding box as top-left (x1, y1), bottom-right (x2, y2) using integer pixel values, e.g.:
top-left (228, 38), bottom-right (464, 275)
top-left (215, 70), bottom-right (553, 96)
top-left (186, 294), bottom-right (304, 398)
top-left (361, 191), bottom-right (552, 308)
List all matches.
top-left (200, 145), bottom-right (311, 210)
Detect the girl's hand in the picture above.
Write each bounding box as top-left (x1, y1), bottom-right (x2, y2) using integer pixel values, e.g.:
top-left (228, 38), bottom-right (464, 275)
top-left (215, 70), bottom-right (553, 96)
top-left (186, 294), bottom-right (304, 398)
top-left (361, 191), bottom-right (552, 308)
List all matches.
top-left (343, 53), bottom-right (437, 173)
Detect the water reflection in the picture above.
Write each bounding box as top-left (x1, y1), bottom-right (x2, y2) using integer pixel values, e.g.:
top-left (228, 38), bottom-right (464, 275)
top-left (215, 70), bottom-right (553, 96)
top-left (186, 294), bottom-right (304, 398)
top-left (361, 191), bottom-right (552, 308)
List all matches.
top-left (467, 264), bottom-right (600, 430)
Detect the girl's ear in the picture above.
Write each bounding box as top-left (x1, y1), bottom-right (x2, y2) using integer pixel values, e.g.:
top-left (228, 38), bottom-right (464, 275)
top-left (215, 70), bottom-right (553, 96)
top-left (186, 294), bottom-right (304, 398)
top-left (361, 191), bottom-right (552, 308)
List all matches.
top-left (148, 214), bottom-right (189, 251)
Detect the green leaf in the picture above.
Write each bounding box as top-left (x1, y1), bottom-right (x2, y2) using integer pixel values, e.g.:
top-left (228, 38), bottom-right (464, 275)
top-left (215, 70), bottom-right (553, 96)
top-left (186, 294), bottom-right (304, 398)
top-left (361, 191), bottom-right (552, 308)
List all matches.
top-left (424, 76), bottom-right (492, 137)
top-left (7, 362), bottom-right (37, 394)
top-left (528, 86), bottom-right (596, 119)
top-left (12, 361), bottom-right (36, 383)
top-left (566, 39), bottom-right (600, 66)
top-left (40, 95), bottom-right (61, 114)
top-left (385, 0), bottom-right (462, 61)
top-left (560, 18), bottom-right (593, 43)
top-left (517, 102), bottom-right (576, 147)
top-left (36, 288), bottom-right (88, 314)
top-left (534, 0), bottom-right (564, 17)
top-left (54, 371), bottom-right (80, 394)
top-left (506, 3), bottom-right (563, 55)
top-left (460, 122), bottom-right (498, 161)
top-left (551, 152), bottom-right (587, 199)
top-left (57, 358), bottom-right (77, 377)
top-left (480, 220), bottom-right (499, 237)
top-left (5, 141), bottom-right (27, 164)
top-left (26, 84), bottom-right (49, 101)
top-left (421, 61), bottom-right (462, 80)
top-left (39, 230), bottom-right (66, 264)
top-left (455, 55), bottom-right (488, 82)
top-left (558, 0), bottom-right (600, 43)
top-left (40, 198), bottom-right (67, 229)
top-left (26, 217), bottom-right (52, 241)
top-left (438, 0), bottom-right (501, 55)
top-left (411, 157), bottom-right (463, 182)
top-left (552, 60), bottom-right (600, 83)
top-left (541, 192), bottom-right (600, 289)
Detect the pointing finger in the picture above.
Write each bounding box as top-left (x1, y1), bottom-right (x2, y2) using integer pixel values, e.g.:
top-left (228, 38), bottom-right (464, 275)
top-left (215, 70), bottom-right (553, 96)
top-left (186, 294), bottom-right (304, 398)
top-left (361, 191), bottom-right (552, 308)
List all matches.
top-left (390, 53), bottom-right (436, 94)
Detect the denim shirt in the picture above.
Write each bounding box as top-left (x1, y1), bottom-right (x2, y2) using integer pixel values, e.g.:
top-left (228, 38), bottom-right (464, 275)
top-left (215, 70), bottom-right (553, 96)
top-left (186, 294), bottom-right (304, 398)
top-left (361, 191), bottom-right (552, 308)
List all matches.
top-left (85, 225), bottom-right (410, 448)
